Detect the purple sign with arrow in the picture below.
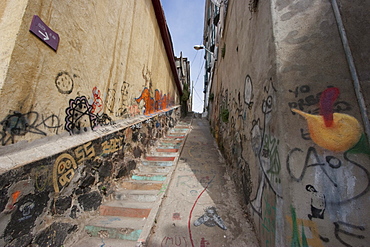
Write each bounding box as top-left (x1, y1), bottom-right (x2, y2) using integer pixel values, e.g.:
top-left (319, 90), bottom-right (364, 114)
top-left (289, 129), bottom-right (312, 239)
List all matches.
top-left (29, 15), bottom-right (59, 51)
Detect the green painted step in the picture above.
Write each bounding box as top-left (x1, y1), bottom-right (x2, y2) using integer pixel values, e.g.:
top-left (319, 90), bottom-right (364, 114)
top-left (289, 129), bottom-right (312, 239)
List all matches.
top-left (132, 174), bottom-right (167, 181)
top-left (141, 160), bottom-right (174, 167)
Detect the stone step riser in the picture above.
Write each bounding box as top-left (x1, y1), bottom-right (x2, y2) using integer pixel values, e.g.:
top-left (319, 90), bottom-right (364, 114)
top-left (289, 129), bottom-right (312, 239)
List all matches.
top-left (85, 225), bottom-right (142, 241)
top-left (141, 161), bottom-right (174, 167)
top-left (114, 193), bottom-right (158, 202)
top-left (156, 148), bottom-right (179, 152)
top-left (157, 144), bottom-right (181, 149)
top-left (120, 182), bottom-right (163, 190)
top-left (149, 152), bottom-right (177, 157)
top-left (138, 166), bottom-right (172, 173)
top-left (100, 205), bottom-right (151, 218)
top-left (145, 156), bottom-right (175, 161)
top-left (132, 174), bottom-right (167, 181)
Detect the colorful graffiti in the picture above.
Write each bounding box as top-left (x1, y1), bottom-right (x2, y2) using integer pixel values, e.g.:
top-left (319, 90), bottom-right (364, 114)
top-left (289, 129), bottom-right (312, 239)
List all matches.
top-left (135, 88), bottom-right (172, 115)
top-left (65, 96), bottom-right (97, 134)
top-left (250, 79), bottom-right (282, 218)
top-left (287, 206), bottom-right (319, 247)
top-left (0, 111), bottom-right (62, 145)
top-left (53, 142), bottom-right (95, 193)
top-left (292, 88), bottom-right (362, 152)
top-left (193, 206), bottom-right (227, 230)
top-left (55, 71), bottom-right (74, 94)
top-left (91, 86), bottom-right (103, 114)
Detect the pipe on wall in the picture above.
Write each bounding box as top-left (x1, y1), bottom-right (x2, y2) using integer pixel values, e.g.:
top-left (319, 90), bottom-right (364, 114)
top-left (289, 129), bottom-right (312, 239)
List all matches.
top-left (331, 0), bottom-right (370, 146)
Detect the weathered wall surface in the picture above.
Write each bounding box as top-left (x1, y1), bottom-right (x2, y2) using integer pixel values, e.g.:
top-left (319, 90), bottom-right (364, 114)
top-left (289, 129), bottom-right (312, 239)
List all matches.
top-left (0, 108), bottom-right (179, 246)
top-left (0, 0), bottom-right (28, 90)
top-left (209, 0), bottom-right (370, 246)
top-left (0, 0), bottom-right (182, 245)
top-left (0, 0), bottom-right (179, 146)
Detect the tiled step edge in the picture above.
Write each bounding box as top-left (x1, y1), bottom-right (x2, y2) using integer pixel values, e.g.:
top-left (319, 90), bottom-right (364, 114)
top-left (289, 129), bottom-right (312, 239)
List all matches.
top-left (135, 121), bottom-right (192, 247)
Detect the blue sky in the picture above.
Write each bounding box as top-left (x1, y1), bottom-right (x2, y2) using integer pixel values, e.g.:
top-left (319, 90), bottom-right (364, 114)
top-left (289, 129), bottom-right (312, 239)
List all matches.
top-left (161, 0), bottom-right (206, 113)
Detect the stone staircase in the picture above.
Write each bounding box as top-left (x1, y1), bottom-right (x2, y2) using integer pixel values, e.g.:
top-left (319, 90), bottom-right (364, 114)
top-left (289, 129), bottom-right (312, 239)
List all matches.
top-left (72, 119), bottom-right (192, 247)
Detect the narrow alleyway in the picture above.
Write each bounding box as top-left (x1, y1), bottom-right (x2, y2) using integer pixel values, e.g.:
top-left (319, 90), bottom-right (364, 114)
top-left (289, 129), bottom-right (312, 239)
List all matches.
top-left (72, 113), bottom-right (259, 247)
top-left (147, 115), bottom-right (259, 247)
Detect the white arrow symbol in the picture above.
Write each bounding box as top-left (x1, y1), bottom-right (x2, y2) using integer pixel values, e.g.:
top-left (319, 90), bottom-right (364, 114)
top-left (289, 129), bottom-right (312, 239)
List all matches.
top-left (38, 30), bottom-right (49, 41)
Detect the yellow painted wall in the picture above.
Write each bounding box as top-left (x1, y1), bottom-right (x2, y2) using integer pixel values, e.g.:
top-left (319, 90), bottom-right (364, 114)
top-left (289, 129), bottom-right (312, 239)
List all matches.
top-left (0, 0), bottom-right (179, 145)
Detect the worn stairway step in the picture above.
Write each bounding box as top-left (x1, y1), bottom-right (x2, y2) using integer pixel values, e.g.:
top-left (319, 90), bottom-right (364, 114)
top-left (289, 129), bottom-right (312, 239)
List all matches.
top-left (131, 173), bottom-right (167, 181)
top-left (85, 216), bottom-right (145, 241)
top-left (119, 180), bottom-right (163, 190)
top-left (148, 151), bottom-right (178, 157)
top-left (158, 143), bottom-right (181, 148)
top-left (165, 135), bottom-right (185, 139)
top-left (175, 123), bottom-right (191, 126)
top-left (71, 236), bottom-right (136, 247)
top-left (160, 139), bottom-right (183, 144)
top-left (145, 156), bottom-right (175, 161)
top-left (141, 160), bottom-right (174, 167)
top-left (138, 164), bottom-right (173, 173)
top-left (169, 127), bottom-right (189, 133)
top-left (156, 148), bottom-right (179, 152)
top-left (102, 200), bottom-right (154, 209)
top-left (114, 190), bottom-right (159, 202)
top-left (100, 205), bottom-right (151, 218)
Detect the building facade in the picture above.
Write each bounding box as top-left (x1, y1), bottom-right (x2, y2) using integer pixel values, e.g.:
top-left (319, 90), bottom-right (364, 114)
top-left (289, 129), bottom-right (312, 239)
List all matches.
top-left (204, 0), bottom-right (370, 246)
top-left (175, 52), bottom-right (191, 115)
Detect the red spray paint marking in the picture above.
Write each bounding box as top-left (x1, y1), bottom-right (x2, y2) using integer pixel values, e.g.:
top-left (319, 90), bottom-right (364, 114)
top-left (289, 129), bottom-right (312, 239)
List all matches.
top-left (320, 87), bottom-right (340, 127)
top-left (188, 176), bottom-right (215, 247)
top-left (7, 190), bottom-right (21, 210)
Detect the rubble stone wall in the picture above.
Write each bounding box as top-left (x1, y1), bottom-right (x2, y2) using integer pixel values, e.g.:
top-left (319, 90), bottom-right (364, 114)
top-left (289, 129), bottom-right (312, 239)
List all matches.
top-left (0, 107), bottom-right (179, 246)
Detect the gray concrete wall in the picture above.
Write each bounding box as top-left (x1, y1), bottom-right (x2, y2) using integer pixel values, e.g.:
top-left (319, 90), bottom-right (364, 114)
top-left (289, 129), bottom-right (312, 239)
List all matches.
top-left (209, 0), bottom-right (370, 246)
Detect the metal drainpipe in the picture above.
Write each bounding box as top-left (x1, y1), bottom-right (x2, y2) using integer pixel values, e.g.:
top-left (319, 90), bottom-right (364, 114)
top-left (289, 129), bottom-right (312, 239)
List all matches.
top-left (331, 0), bottom-right (370, 146)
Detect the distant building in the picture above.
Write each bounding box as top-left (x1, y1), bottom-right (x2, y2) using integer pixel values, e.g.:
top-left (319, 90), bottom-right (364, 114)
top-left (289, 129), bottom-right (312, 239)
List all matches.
top-left (202, 0), bottom-right (228, 115)
top-left (175, 52), bottom-right (191, 115)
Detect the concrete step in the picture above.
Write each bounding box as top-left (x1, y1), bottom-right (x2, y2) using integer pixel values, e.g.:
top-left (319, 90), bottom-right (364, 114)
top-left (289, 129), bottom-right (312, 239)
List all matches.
top-left (99, 204), bottom-right (151, 218)
top-left (156, 148), bottom-right (179, 152)
top-left (174, 124), bottom-right (191, 128)
top-left (141, 160), bottom-right (174, 167)
top-left (169, 129), bottom-right (189, 133)
top-left (157, 143), bottom-right (181, 148)
top-left (71, 236), bottom-right (136, 247)
top-left (160, 139), bottom-right (183, 144)
top-left (148, 151), bottom-right (178, 157)
top-left (145, 156), bottom-right (175, 161)
top-left (102, 200), bottom-right (154, 209)
top-left (114, 190), bottom-right (158, 202)
top-left (131, 173), bottom-right (167, 181)
top-left (137, 164), bottom-right (173, 173)
top-left (119, 180), bottom-right (163, 190)
top-left (85, 216), bottom-right (144, 241)
top-left (165, 135), bottom-right (185, 139)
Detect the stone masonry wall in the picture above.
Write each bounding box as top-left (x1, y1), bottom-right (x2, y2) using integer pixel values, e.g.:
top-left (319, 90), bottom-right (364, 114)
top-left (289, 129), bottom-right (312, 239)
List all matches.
top-left (0, 107), bottom-right (179, 247)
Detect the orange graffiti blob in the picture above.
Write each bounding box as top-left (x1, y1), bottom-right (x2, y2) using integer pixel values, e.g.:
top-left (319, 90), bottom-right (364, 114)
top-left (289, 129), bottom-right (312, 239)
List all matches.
top-left (12, 190), bottom-right (21, 203)
top-left (292, 109), bottom-right (362, 152)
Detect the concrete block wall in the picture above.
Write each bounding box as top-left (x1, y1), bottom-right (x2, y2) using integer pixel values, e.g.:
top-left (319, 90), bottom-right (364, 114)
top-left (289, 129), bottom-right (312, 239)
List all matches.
top-left (0, 107), bottom-right (179, 246)
top-left (208, 0), bottom-right (370, 246)
top-left (0, 0), bottom-right (179, 146)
